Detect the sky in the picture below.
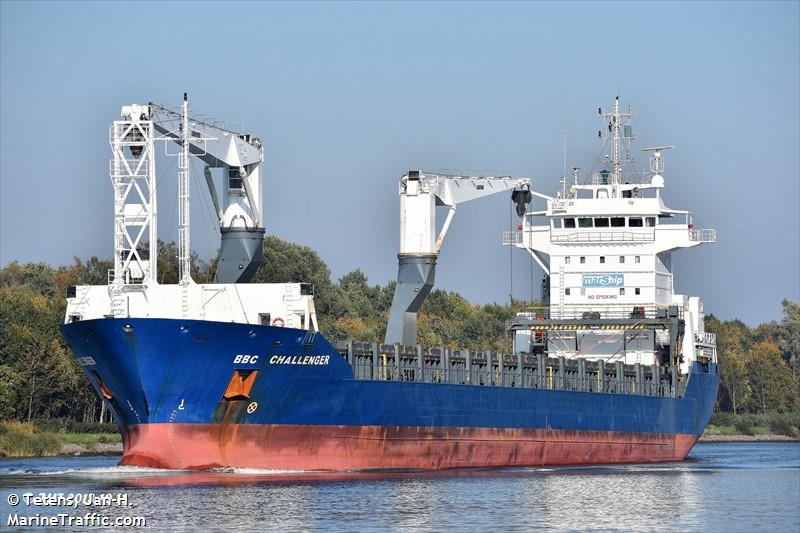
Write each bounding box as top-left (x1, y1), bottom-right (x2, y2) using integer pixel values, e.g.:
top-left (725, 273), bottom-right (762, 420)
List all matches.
top-left (1, 1), bottom-right (798, 326)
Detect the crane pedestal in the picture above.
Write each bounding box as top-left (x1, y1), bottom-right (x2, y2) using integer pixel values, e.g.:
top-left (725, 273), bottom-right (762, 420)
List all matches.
top-left (215, 227), bottom-right (265, 283)
top-left (385, 254), bottom-right (437, 346)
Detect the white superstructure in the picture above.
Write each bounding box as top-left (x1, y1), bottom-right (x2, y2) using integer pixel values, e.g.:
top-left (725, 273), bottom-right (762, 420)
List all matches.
top-left (506, 98), bottom-right (716, 374)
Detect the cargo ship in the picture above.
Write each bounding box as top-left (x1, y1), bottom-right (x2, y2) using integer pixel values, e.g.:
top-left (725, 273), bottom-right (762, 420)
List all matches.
top-left (61, 95), bottom-right (719, 470)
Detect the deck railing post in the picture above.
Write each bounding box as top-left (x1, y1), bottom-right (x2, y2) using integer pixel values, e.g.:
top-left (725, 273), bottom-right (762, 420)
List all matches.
top-left (371, 342), bottom-right (379, 381)
top-left (671, 366), bottom-right (678, 397)
top-left (635, 363), bottom-right (642, 394)
top-left (394, 343), bottom-right (401, 381)
top-left (537, 353), bottom-right (545, 388)
top-left (416, 344), bottom-right (423, 382)
top-left (558, 356), bottom-right (566, 390)
top-left (598, 359), bottom-right (605, 392)
top-left (654, 365), bottom-right (662, 396)
top-left (442, 346), bottom-right (449, 384)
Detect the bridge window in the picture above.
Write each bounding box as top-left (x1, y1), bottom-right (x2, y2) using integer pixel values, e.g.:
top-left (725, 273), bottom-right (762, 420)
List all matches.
top-left (580, 256), bottom-right (586, 264)
top-left (565, 288), bottom-right (571, 296)
top-left (635, 288), bottom-right (641, 295)
top-left (564, 256), bottom-right (571, 264)
top-left (620, 288), bottom-right (625, 295)
top-left (646, 217), bottom-right (656, 227)
top-left (594, 217), bottom-right (609, 227)
top-left (578, 218), bottom-right (593, 228)
top-left (611, 217), bottom-right (625, 227)
top-left (600, 256), bottom-right (606, 264)
top-left (619, 256), bottom-right (625, 263)
top-left (563, 218), bottom-right (576, 228)
top-left (629, 217), bottom-right (643, 227)
top-left (635, 256), bottom-right (641, 263)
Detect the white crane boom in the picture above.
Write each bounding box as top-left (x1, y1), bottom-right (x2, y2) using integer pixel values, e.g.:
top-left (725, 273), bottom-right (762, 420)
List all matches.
top-left (385, 170), bottom-right (532, 345)
top-left (148, 98), bottom-right (266, 283)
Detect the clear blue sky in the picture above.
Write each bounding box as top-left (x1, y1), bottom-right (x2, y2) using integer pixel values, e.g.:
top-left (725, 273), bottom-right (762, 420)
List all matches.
top-left (1, 1), bottom-right (798, 325)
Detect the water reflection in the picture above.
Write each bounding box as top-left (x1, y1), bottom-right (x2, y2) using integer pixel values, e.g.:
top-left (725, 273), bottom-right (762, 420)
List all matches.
top-left (521, 466), bottom-right (705, 530)
top-left (1, 443), bottom-right (798, 532)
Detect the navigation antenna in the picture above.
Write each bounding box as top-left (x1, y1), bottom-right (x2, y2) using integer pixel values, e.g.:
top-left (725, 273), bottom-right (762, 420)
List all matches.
top-left (598, 96), bottom-right (634, 185)
top-left (641, 145), bottom-right (675, 174)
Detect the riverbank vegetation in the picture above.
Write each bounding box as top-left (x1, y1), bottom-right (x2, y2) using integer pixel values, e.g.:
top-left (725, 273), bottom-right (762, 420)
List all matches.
top-left (1, 236), bottom-right (798, 452)
top-left (706, 411), bottom-right (800, 438)
top-left (0, 421), bottom-right (120, 457)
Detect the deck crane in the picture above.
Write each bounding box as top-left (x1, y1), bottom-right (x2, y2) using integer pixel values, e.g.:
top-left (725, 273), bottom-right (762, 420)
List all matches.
top-left (384, 170), bottom-right (532, 346)
top-left (77, 95), bottom-right (318, 327)
top-left (147, 96), bottom-right (266, 283)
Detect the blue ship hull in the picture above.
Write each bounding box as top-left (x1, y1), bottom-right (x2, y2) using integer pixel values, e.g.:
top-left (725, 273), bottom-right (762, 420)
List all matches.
top-left (61, 318), bottom-right (719, 470)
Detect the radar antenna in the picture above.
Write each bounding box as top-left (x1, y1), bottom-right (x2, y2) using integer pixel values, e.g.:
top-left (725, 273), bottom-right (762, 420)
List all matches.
top-left (641, 145), bottom-right (675, 174)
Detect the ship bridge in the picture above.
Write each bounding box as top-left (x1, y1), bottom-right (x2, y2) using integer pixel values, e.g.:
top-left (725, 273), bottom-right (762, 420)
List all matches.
top-left (504, 98), bottom-right (716, 374)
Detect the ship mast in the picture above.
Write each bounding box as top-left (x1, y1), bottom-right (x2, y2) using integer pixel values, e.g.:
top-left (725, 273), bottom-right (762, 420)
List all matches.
top-left (599, 96), bottom-right (634, 187)
top-left (178, 93), bottom-right (192, 286)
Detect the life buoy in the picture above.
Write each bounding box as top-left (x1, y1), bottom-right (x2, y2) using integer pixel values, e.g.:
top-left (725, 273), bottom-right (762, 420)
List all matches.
top-left (272, 317), bottom-right (285, 327)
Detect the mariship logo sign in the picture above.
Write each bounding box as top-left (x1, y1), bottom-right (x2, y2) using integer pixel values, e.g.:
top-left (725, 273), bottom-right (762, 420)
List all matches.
top-left (582, 273), bottom-right (624, 287)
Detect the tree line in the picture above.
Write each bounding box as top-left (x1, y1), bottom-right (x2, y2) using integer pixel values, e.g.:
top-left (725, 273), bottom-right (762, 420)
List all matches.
top-left (705, 304), bottom-right (798, 414)
top-left (0, 236), bottom-right (797, 425)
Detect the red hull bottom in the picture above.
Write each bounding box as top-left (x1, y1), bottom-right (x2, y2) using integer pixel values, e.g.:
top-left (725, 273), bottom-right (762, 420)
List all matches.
top-left (120, 424), bottom-right (699, 470)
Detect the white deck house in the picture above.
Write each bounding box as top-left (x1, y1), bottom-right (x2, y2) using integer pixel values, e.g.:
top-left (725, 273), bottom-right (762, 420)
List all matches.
top-left (506, 98), bottom-right (716, 373)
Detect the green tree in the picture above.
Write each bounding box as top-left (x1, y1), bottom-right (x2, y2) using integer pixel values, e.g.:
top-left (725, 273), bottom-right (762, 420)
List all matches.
top-left (778, 299), bottom-right (800, 374)
top-left (746, 340), bottom-right (798, 414)
top-left (253, 236), bottom-right (342, 320)
top-left (0, 261), bottom-right (57, 298)
top-left (156, 240), bottom-right (211, 284)
top-left (0, 365), bottom-right (19, 420)
top-left (709, 318), bottom-right (751, 414)
top-left (60, 256), bottom-right (113, 287)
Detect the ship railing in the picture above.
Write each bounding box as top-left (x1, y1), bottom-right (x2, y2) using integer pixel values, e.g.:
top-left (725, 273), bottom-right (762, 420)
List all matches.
top-left (109, 158), bottom-right (150, 179)
top-left (506, 305), bottom-right (684, 323)
top-left (579, 171), bottom-right (653, 186)
top-left (107, 268), bottom-right (146, 286)
top-left (336, 341), bottom-right (687, 399)
top-left (688, 228), bottom-right (716, 242)
top-left (502, 231), bottom-right (523, 245)
top-left (695, 332), bottom-right (716, 346)
top-left (551, 230), bottom-right (655, 243)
